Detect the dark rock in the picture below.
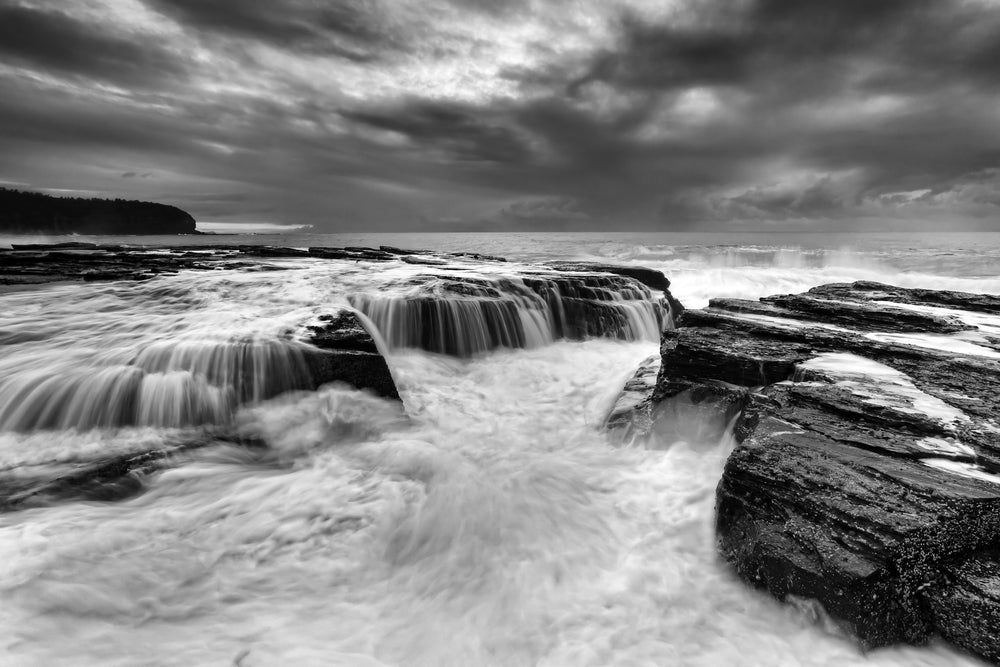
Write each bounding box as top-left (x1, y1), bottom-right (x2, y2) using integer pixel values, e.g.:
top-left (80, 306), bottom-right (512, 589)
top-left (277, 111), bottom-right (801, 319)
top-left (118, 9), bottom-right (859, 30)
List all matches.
top-left (307, 311), bottom-right (380, 354)
top-left (448, 251), bottom-right (507, 262)
top-left (303, 311), bottom-right (399, 400)
top-left (711, 293), bottom-right (975, 333)
top-left (926, 549), bottom-right (1000, 663)
top-left (401, 255), bottom-right (448, 266)
top-left (303, 347), bottom-right (399, 400)
top-left (307, 247), bottom-right (395, 261)
top-left (810, 281), bottom-right (1000, 315)
top-left (379, 245), bottom-right (433, 255)
top-left (547, 261), bottom-right (671, 292)
top-left (620, 280), bottom-right (1000, 662)
top-left (238, 246), bottom-right (310, 258)
top-left (605, 354), bottom-right (661, 442)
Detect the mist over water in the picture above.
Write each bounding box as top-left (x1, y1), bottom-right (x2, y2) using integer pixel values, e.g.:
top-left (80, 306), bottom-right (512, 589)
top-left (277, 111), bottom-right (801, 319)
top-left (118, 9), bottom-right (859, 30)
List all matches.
top-left (1, 232), bottom-right (997, 665)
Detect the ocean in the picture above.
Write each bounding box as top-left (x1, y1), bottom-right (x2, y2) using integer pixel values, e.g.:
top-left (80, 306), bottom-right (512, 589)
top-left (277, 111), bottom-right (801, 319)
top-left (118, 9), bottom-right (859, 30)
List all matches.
top-left (1, 232), bottom-right (998, 666)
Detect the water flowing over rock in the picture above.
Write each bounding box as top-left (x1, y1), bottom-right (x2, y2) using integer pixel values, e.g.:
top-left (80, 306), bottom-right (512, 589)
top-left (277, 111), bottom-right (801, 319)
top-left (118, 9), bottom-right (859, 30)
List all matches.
top-left (0, 311), bottom-right (399, 510)
top-left (612, 280), bottom-right (1000, 662)
top-left (350, 271), bottom-right (675, 357)
top-left (0, 316), bottom-right (397, 433)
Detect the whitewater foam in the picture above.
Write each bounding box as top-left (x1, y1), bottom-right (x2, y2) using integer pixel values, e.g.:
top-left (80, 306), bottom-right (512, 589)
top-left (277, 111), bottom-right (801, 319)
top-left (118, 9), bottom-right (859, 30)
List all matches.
top-left (1, 232), bottom-right (998, 665)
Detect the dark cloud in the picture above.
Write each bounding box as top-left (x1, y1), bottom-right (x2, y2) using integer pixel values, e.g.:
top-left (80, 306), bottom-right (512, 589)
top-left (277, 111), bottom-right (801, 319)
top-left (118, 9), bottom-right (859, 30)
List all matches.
top-left (342, 102), bottom-right (533, 164)
top-left (574, 0), bottom-right (1000, 96)
top-left (0, 4), bottom-right (186, 86)
top-left (0, 0), bottom-right (998, 229)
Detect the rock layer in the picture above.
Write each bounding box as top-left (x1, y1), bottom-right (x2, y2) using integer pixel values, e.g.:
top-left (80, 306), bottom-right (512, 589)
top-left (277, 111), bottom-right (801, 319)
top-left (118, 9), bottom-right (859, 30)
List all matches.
top-left (613, 281), bottom-right (1000, 662)
top-left (305, 311), bottom-right (400, 399)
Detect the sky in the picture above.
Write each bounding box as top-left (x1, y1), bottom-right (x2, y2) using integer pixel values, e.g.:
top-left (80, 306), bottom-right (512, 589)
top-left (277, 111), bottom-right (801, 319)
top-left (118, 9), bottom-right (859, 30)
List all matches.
top-left (1, 0), bottom-right (999, 231)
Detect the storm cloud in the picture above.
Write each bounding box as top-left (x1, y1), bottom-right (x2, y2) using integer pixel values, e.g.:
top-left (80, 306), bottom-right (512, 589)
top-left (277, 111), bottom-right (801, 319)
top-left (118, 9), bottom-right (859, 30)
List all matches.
top-left (1, 0), bottom-right (999, 230)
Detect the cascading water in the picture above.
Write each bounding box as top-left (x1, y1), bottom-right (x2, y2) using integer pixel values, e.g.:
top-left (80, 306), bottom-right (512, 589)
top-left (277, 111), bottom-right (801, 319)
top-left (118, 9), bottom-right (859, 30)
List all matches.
top-left (0, 338), bottom-right (316, 431)
top-left (351, 273), bottom-right (671, 356)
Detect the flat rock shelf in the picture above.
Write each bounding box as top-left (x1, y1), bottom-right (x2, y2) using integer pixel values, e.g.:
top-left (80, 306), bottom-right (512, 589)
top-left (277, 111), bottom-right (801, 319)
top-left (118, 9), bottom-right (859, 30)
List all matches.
top-left (611, 280), bottom-right (1000, 663)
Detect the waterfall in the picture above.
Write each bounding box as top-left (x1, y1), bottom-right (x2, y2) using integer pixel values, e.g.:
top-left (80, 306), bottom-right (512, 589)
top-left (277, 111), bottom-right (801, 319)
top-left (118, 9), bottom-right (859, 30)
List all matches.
top-left (350, 273), bottom-right (672, 357)
top-left (0, 339), bottom-right (316, 432)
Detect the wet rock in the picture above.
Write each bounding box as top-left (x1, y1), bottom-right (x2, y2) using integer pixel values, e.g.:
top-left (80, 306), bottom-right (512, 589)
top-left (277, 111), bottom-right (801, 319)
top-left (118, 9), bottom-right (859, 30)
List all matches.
top-left (238, 246), bottom-right (310, 258)
top-left (546, 261), bottom-right (684, 323)
top-left (307, 312), bottom-right (379, 354)
top-left (448, 251), bottom-right (507, 262)
top-left (307, 247), bottom-right (394, 261)
top-left (605, 354), bottom-right (660, 441)
top-left (304, 311), bottom-right (400, 400)
top-left (350, 270), bottom-right (676, 356)
top-left (622, 280), bottom-right (1000, 662)
top-left (547, 261), bottom-right (671, 292)
top-left (926, 549), bottom-right (1000, 663)
top-left (379, 245), bottom-right (434, 255)
top-left (401, 255), bottom-right (448, 266)
top-left (710, 293), bottom-right (974, 333)
top-left (811, 281), bottom-right (1000, 315)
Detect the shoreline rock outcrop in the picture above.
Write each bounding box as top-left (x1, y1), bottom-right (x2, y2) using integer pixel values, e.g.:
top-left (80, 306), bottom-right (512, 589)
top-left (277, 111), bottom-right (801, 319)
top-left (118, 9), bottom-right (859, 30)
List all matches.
top-left (305, 311), bottom-right (400, 400)
top-left (611, 280), bottom-right (1000, 663)
top-left (0, 244), bottom-right (678, 357)
top-left (0, 310), bottom-right (400, 511)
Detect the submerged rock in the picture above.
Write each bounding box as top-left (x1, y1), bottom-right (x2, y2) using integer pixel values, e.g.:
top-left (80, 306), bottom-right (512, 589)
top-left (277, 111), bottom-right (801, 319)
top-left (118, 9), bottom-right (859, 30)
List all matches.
top-left (613, 280), bottom-right (1000, 662)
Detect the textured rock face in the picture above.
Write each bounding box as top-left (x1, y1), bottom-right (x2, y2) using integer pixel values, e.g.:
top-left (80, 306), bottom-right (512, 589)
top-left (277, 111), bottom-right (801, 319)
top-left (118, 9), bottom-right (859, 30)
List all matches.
top-left (612, 281), bottom-right (1000, 661)
top-left (304, 311), bottom-right (400, 400)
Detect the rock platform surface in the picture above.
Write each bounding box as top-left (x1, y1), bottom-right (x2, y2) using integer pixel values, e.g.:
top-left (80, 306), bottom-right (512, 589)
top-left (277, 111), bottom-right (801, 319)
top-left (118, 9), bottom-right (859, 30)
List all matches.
top-left (613, 280), bottom-right (1000, 662)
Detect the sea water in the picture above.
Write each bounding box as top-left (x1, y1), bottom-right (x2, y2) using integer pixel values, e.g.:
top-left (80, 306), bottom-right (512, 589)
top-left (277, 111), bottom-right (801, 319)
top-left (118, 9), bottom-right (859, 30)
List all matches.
top-left (1, 232), bottom-right (998, 666)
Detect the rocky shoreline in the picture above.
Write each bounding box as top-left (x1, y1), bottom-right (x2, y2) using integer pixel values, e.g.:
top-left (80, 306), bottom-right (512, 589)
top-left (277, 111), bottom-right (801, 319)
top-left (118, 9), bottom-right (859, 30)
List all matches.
top-left (612, 280), bottom-right (1000, 663)
top-left (8, 242), bottom-right (1000, 661)
top-left (0, 244), bottom-right (677, 513)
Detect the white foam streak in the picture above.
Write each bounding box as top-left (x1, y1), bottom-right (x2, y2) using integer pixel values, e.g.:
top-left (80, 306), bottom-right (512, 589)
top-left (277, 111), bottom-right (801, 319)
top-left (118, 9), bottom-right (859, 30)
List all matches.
top-left (0, 343), bottom-right (982, 666)
top-left (798, 353), bottom-right (969, 425)
top-left (864, 331), bottom-right (1000, 358)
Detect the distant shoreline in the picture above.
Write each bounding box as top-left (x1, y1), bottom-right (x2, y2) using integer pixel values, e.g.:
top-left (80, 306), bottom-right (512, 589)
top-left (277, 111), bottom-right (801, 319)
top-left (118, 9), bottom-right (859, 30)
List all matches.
top-left (0, 188), bottom-right (197, 235)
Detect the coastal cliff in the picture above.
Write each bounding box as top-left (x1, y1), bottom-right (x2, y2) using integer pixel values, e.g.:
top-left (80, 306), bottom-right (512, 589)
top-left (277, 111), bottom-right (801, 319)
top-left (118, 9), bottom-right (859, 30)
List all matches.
top-left (0, 188), bottom-right (197, 235)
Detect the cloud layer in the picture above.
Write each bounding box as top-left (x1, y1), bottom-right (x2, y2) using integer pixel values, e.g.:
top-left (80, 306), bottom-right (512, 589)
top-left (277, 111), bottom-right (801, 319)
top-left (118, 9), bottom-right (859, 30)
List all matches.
top-left (1, 0), bottom-right (999, 230)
